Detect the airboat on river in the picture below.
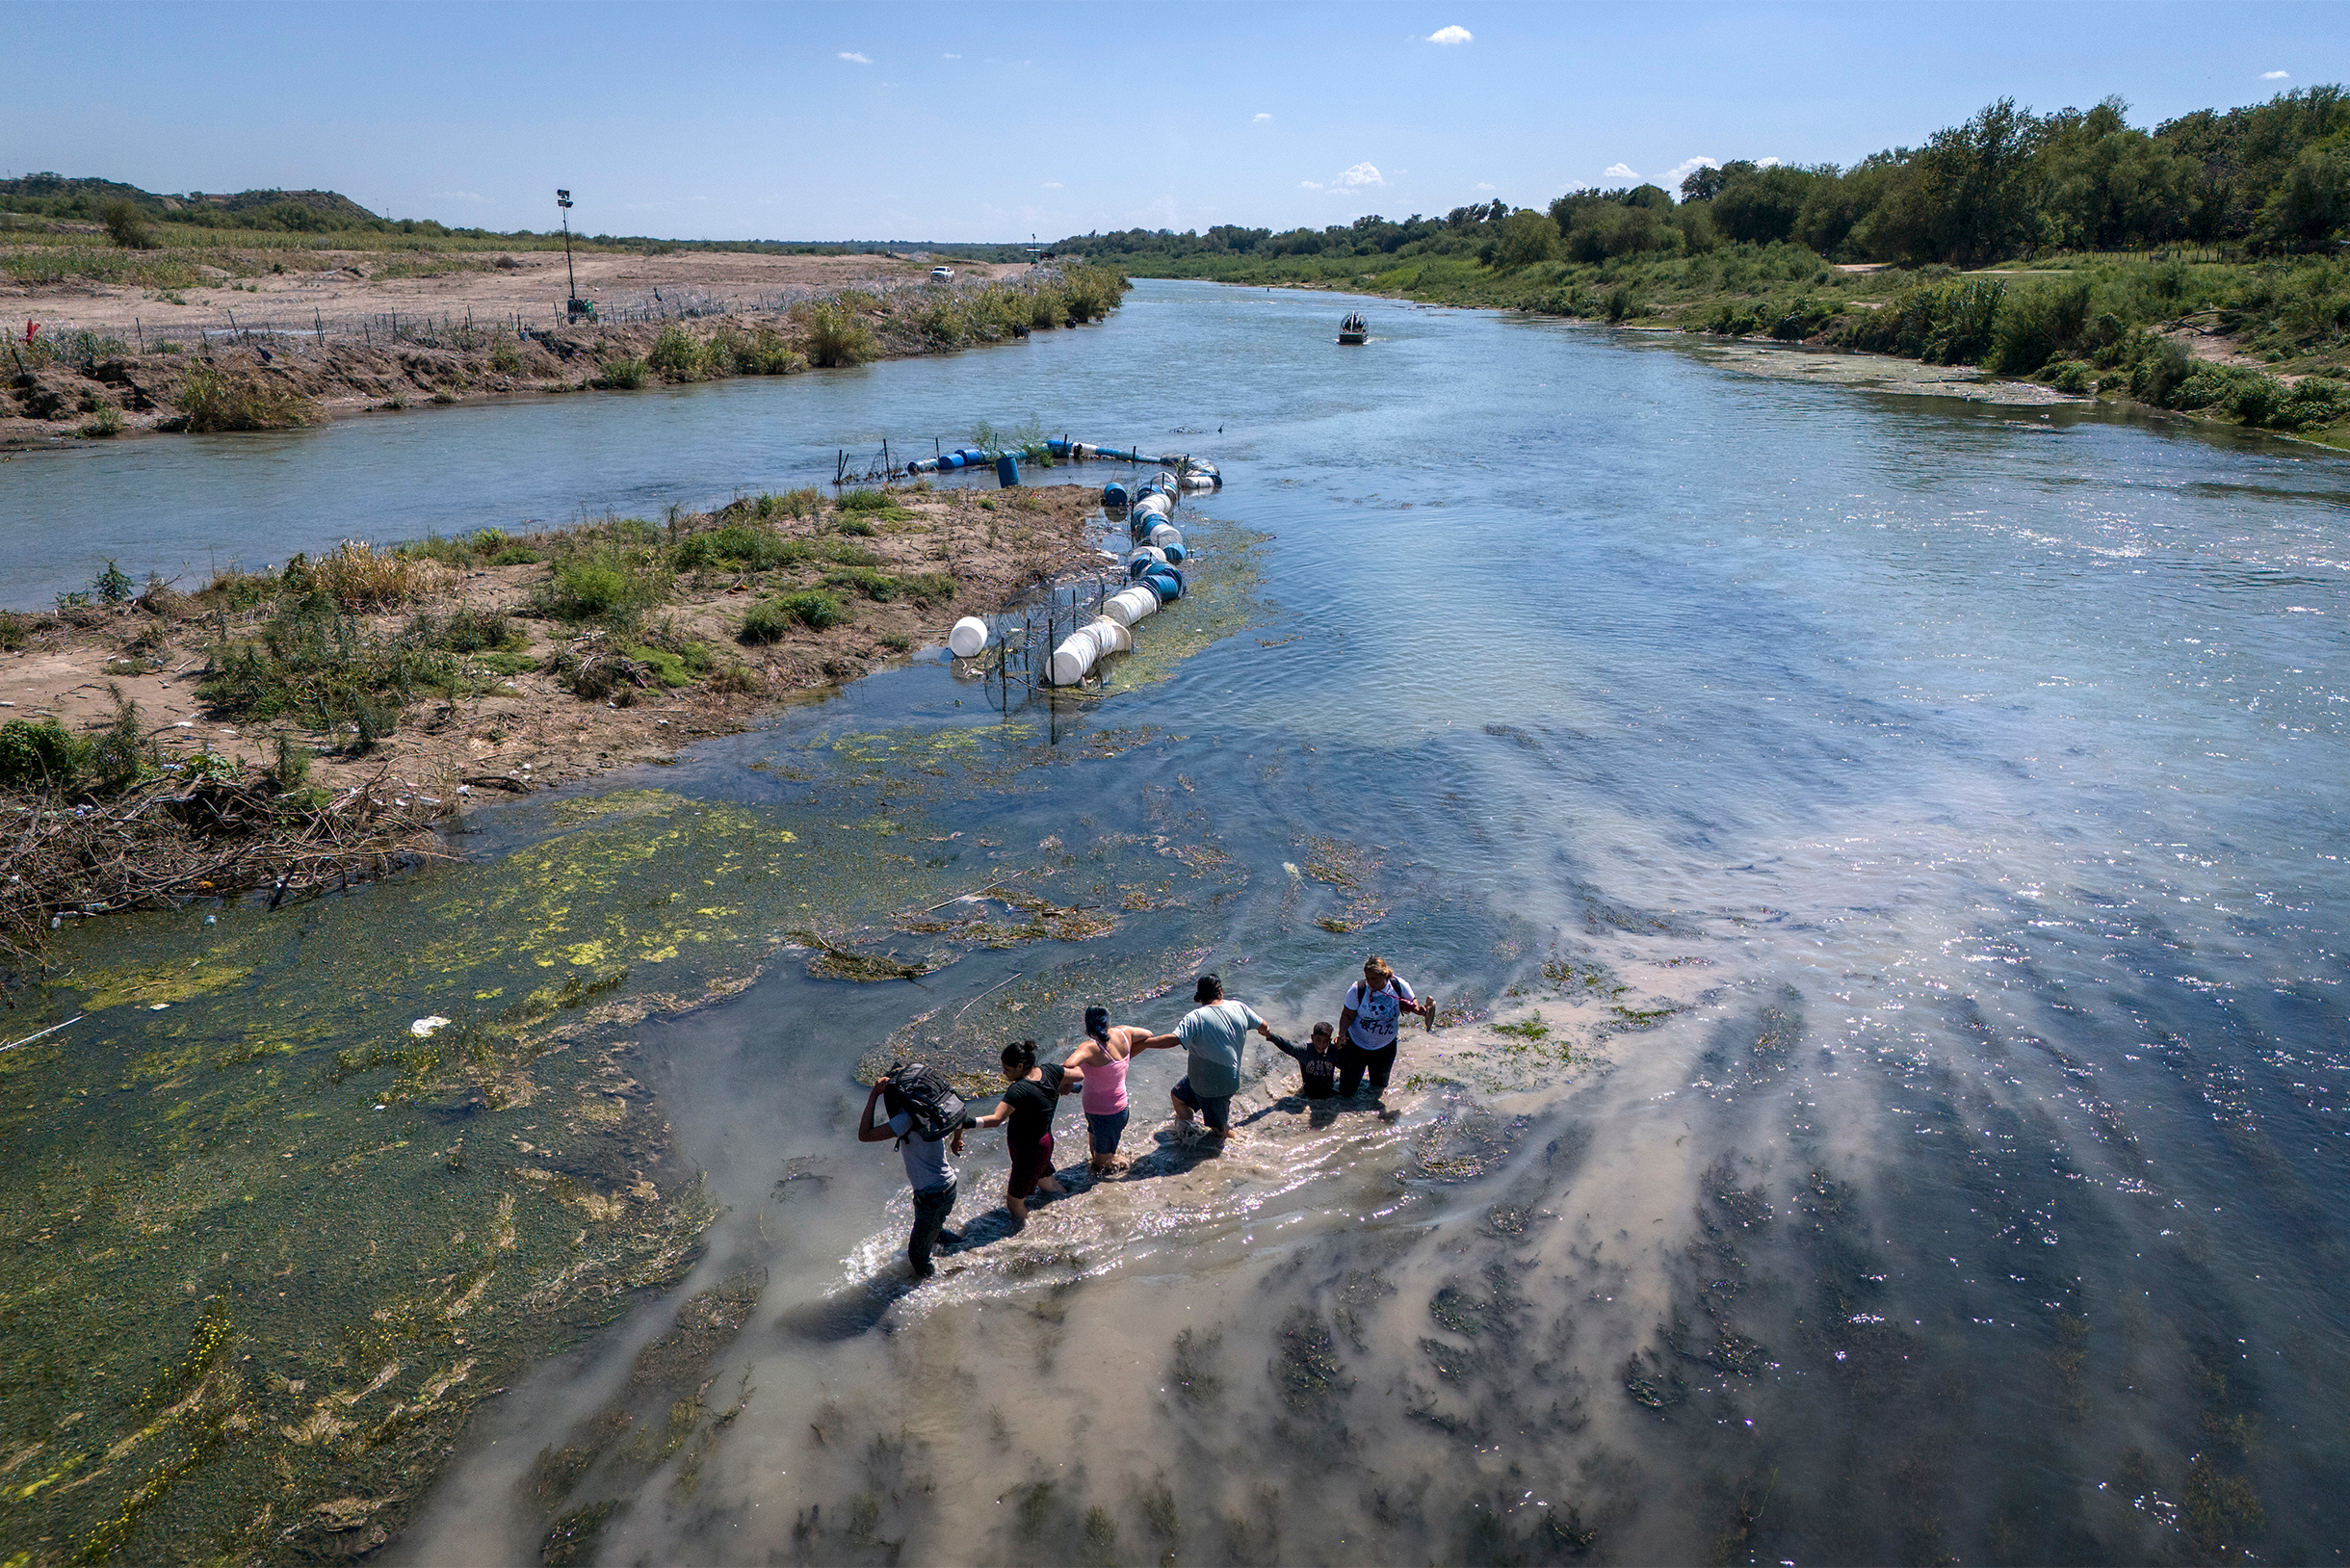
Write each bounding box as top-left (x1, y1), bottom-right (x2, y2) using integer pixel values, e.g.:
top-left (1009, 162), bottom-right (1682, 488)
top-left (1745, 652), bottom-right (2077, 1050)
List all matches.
top-left (1338, 311), bottom-right (1369, 345)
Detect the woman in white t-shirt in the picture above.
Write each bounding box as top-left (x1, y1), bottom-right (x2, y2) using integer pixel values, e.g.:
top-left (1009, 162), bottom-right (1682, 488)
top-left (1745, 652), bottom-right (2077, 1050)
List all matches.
top-left (1336, 954), bottom-right (1434, 1109)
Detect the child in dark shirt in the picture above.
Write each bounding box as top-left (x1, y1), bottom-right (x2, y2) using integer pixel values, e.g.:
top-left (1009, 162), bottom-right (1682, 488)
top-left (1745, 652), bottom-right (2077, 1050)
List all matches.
top-left (1269, 1022), bottom-right (1342, 1100)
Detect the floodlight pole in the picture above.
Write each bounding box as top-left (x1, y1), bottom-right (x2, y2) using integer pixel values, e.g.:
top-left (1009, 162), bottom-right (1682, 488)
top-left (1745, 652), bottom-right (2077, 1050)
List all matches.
top-left (557, 189), bottom-right (577, 304)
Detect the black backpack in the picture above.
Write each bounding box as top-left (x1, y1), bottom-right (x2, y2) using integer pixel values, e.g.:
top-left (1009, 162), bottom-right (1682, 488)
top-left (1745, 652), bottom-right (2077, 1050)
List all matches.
top-left (880, 1060), bottom-right (966, 1144)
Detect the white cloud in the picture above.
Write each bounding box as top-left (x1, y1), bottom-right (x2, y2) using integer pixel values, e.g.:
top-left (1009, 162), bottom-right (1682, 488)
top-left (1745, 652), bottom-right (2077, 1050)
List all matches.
top-left (1299, 180), bottom-right (1323, 190)
top-left (1042, 181), bottom-right (1063, 189)
top-left (1427, 25), bottom-right (1473, 44)
top-left (839, 51), bottom-right (872, 64)
top-left (1254, 112), bottom-right (1273, 122)
top-left (1336, 162), bottom-right (1384, 188)
top-left (2261, 69), bottom-right (2289, 79)
top-left (1604, 163), bottom-right (1638, 180)
top-left (1475, 181), bottom-right (1497, 192)
top-left (1756, 155), bottom-right (1783, 169)
top-left (1662, 156), bottom-right (1718, 189)
top-left (944, 52), bottom-right (961, 59)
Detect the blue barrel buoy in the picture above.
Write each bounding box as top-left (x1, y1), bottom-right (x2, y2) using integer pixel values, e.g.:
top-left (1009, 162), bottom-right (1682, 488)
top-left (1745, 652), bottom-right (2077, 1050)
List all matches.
top-left (1103, 482), bottom-right (1129, 508)
top-left (1141, 567), bottom-right (1184, 603)
top-left (996, 453), bottom-right (1021, 487)
top-left (1162, 542), bottom-right (1187, 563)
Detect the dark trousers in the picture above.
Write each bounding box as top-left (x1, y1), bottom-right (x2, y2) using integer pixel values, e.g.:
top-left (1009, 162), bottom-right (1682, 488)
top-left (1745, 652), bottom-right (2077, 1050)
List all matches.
top-left (1338, 1042), bottom-right (1397, 1098)
top-left (909, 1181), bottom-right (957, 1272)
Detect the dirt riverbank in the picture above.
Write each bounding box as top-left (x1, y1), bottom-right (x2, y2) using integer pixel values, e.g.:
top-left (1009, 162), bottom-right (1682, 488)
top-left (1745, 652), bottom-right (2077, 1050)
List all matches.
top-left (2, 254), bottom-right (1116, 448)
top-left (1, 481), bottom-right (1111, 958)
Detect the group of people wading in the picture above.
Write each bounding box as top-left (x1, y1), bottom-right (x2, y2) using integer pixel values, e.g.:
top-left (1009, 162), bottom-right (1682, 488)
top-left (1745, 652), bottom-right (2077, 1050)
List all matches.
top-left (857, 956), bottom-right (1434, 1278)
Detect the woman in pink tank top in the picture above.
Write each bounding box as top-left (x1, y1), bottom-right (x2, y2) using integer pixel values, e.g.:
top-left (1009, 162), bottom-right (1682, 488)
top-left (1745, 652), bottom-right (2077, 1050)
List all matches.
top-left (1065, 1005), bottom-right (1166, 1175)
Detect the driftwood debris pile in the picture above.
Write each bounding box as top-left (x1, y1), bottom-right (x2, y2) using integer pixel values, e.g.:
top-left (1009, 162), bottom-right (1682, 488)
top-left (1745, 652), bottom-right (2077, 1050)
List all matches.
top-left (1, 768), bottom-right (447, 964)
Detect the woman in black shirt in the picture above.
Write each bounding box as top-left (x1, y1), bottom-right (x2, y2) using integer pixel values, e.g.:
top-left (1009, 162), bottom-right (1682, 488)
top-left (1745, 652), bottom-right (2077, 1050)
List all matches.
top-left (972, 1039), bottom-right (1083, 1223)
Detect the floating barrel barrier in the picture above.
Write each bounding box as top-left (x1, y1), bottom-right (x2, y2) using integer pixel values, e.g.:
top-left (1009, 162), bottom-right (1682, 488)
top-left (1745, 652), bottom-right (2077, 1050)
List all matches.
top-left (1145, 521), bottom-right (1183, 550)
top-left (1049, 632), bottom-right (1100, 687)
top-left (1140, 566), bottom-right (1185, 603)
top-left (948, 615), bottom-right (989, 658)
top-left (1103, 482), bottom-right (1129, 508)
top-left (1129, 547), bottom-right (1168, 575)
top-left (1103, 586), bottom-right (1160, 626)
top-left (996, 453), bottom-right (1021, 487)
top-left (1083, 617), bottom-right (1133, 656)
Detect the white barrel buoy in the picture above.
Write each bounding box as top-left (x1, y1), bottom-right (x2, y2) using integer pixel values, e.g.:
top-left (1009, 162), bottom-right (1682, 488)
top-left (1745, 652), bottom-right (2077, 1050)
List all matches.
top-left (1129, 546), bottom-right (1168, 570)
top-left (1104, 587), bottom-right (1158, 627)
top-left (1146, 522), bottom-right (1183, 550)
top-left (1084, 617), bottom-right (1132, 655)
top-left (1133, 492), bottom-right (1172, 519)
top-left (947, 616), bottom-right (988, 658)
top-left (1049, 634), bottom-right (1098, 687)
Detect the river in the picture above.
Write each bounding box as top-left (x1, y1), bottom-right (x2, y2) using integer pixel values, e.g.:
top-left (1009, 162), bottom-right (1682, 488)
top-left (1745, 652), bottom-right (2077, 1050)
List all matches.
top-left (4, 280), bottom-right (2346, 1565)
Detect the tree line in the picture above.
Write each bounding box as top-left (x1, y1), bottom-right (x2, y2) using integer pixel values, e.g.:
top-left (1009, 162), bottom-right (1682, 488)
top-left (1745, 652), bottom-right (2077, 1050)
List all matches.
top-left (1053, 86), bottom-right (2350, 268)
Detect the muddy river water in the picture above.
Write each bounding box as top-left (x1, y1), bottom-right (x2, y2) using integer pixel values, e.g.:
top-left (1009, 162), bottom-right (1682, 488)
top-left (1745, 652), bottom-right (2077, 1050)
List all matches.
top-left (5, 281), bottom-right (2348, 1564)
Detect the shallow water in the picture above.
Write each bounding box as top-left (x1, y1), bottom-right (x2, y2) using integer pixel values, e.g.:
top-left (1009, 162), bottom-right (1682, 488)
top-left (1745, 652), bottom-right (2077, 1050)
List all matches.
top-left (8, 282), bottom-right (2350, 1564)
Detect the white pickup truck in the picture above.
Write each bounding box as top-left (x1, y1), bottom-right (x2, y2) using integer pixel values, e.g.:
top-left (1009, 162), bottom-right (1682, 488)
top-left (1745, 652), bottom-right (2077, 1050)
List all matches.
top-left (929, 266), bottom-right (953, 281)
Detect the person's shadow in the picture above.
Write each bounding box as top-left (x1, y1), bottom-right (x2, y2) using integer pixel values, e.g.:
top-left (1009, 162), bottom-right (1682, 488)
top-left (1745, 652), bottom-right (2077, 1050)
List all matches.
top-left (1241, 1094), bottom-right (1344, 1130)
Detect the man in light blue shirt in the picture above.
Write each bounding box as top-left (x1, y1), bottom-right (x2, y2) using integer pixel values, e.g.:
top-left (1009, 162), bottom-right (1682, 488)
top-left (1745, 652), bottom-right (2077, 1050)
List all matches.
top-left (1150, 973), bottom-right (1268, 1140)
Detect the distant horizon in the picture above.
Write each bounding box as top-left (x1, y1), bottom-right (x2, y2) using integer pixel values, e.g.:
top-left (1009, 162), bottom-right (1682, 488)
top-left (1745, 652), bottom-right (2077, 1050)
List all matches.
top-left (6, 0), bottom-right (2344, 244)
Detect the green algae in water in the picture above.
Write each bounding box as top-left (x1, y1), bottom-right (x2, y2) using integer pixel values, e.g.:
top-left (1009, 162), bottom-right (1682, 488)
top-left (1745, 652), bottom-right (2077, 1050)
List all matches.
top-left (0, 794), bottom-right (1058, 1560)
top-left (0, 582), bottom-right (1264, 1560)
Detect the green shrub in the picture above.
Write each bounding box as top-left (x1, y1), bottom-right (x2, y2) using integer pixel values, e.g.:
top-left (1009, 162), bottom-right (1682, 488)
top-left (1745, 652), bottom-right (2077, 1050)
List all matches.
top-left (722, 325), bottom-right (802, 376)
top-left (535, 550), bottom-right (666, 622)
top-left (1988, 279), bottom-right (2092, 375)
top-left (593, 356), bottom-right (648, 390)
top-left (804, 303), bottom-right (874, 368)
top-left (836, 517), bottom-right (877, 536)
top-left (199, 591), bottom-right (460, 738)
top-left (647, 326), bottom-right (725, 381)
top-left (102, 198), bottom-right (158, 250)
top-left (672, 525), bottom-right (805, 572)
top-left (1841, 276), bottom-right (2005, 364)
top-left (0, 612), bottom-right (27, 652)
top-left (489, 546), bottom-right (543, 565)
top-left (79, 405), bottom-right (125, 438)
top-left (742, 592), bottom-right (846, 641)
top-left (0, 718), bottom-right (84, 791)
top-left (176, 365), bottom-right (319, 431)
top-left (835, 488), bottom-right (896, 512)
top-left (2050, 360), bottom-right (2097, 394)
top-left (93, 560), bottom-right (135, 604)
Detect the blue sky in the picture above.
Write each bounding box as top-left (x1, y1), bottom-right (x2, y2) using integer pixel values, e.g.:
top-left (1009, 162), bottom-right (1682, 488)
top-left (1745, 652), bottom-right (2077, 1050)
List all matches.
top-left (7, 2), bottom-right (2341, 241)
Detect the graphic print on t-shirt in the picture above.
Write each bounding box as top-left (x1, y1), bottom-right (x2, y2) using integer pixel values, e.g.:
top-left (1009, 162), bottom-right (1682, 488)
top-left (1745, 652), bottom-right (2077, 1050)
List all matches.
top-left (1345, 980), bottom-right (1412, 1049)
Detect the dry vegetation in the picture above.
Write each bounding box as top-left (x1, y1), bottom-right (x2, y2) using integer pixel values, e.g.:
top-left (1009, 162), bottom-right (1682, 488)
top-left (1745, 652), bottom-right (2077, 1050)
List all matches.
top-left (1, 482), bottom-right (1107, 960)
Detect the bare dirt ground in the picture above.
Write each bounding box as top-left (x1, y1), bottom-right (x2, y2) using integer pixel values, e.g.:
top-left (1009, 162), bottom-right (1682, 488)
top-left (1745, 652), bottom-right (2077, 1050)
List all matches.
top-left (2, 250), bottom-right (1076, 448)
top-left (1, 483), bottom-right (1109, 804)
top-left (4, 247), bottom-right (1032, 337)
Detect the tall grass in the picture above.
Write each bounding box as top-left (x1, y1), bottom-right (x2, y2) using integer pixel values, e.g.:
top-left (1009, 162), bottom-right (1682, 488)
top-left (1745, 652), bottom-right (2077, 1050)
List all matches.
top-left (175, 365), bottom-right (320, 431)
top-left (296, 541), bottom-right (447, 611)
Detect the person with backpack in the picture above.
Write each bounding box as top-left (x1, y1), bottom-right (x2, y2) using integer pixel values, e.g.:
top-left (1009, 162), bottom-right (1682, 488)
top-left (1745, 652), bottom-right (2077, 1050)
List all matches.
top-left (856, 1062), bottom-right (977, 1280)
top-left (970, 1039), bottom-right (1084, 1224)
top-left (1160, 973), bottom-right (1270, 1141)
top-left (1337, 955), bottom-right (1434, 1112)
